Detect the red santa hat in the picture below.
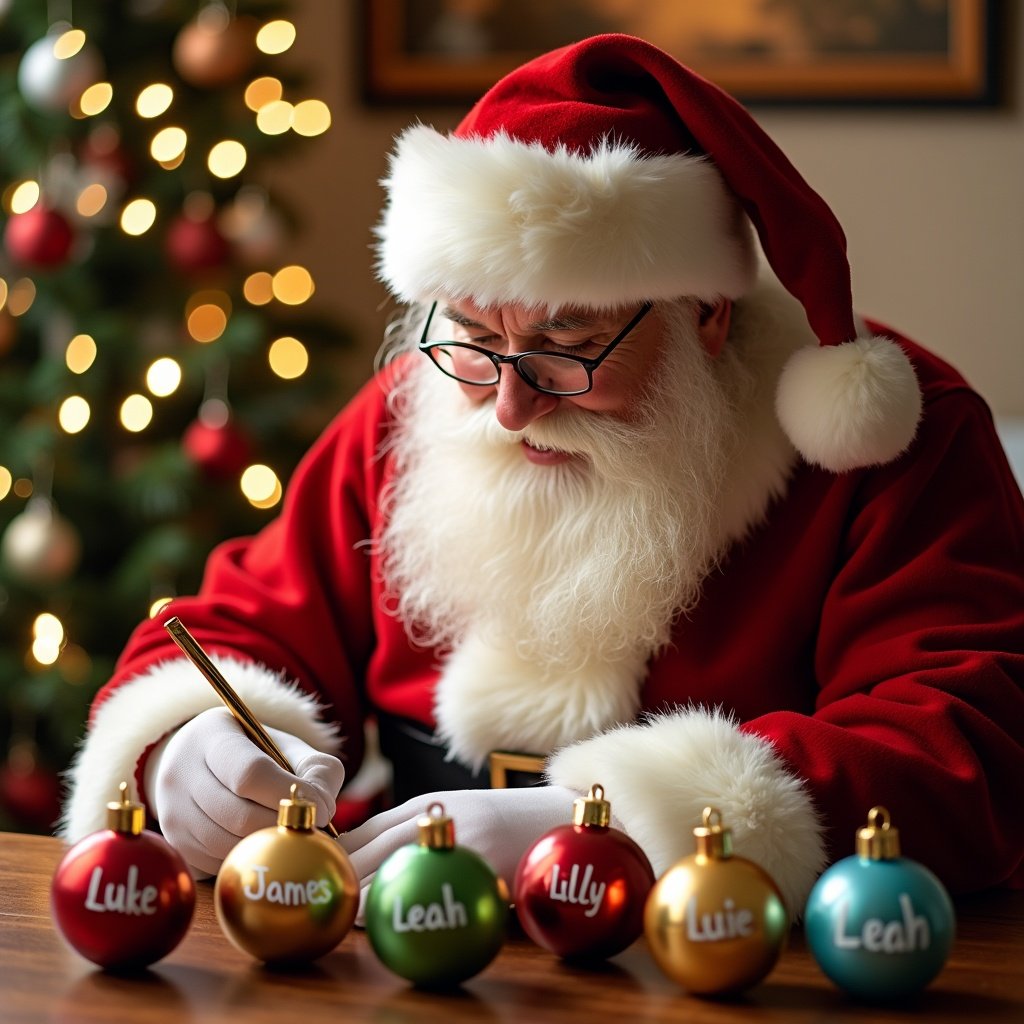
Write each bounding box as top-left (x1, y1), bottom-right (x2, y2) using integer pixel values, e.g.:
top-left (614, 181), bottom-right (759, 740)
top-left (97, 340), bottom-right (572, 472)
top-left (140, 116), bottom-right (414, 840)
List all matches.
top-left (375, 33), bottom-right (921, 472)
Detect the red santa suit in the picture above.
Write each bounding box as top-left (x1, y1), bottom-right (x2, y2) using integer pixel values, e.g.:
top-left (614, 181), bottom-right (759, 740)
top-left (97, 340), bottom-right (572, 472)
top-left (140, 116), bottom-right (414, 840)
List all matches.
top-left (61, 288), bottom-right (1024, 912)
top-left (60, 34), bottom-right (1024, 913)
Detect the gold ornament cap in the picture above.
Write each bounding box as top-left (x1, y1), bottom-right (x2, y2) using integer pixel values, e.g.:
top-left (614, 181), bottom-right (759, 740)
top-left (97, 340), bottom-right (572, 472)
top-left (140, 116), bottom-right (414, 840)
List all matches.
top-left (417, 802), bottom-right (455, 849)
top-left (693, 806), bottom-right (733, 859)
top-left (278, 784), bottom-right (316, 831)
top-left (856, 805), bottom-right (901, 859)
top-left (106, 781), bottom-right (145, 835)
top-left (573, 783), bottom-right (612, 827)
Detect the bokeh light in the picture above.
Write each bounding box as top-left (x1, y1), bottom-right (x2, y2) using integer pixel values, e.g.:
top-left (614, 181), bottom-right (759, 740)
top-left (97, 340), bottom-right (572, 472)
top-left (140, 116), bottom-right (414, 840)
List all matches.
top-left (256, 100), bottom-right (293, 135)
top-left (136, 82), bottom-right (174, 118)
top-left (271, 264), bottom-right (314, 304)
top-left (244, 76), bottom-right (282, 111)
top-left (268, 336), bottom-right (308, 379)
top-left (0, 466), bottom-right (12, 501)
top-left (292, 99), bottom-right (331, 137)
top-left (243, 271), bottom-right (274, 305)
top-left (151, 126), bottom-right (187, 162)
top-left (59, 395), bottom-right (91, 433)
top-left (7, 278), bottom-right (37, 316)
top-left (120, 198), bottom-right (157, 235)
top-left (65, 334), bottom-right (97, 373)
top-left (53, 29), bottom-right (86, 60)
top-left (76, 183), bottom-right (108, 217)
top-left (256, 20), bottom-right (296, 54)
top-left (10, 181), bottom-right (40, 214)
top-left (241, 464), bottom-right (282, 509)
top-left (120, 393), bottom-right (154, 432)
top-left (187, 304), bottom-right (228, 343)
top-left (145, 357), bottom-right (182, 396)
top-left (78, 82), bottom-right (113, 116)
top-left (208, 139), bottom-right (247, 179)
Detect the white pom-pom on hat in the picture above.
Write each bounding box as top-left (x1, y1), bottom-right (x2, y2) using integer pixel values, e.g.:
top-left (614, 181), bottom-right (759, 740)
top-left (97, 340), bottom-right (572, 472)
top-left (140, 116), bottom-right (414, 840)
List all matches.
top-left (777, 335), bottom-right (922, 473)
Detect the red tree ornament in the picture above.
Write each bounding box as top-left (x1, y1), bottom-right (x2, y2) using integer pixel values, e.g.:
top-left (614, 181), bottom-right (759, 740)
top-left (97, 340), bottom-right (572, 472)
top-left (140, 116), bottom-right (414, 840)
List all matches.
top-left (4, 205), bottom-right (75, 268)
top-left (51, 783), bottom-right (195, 970)
top-left (182, 416), bottom-right (252, 481)
top-left (0, 741), bottom-right (62, 832)
top-left (166, 212), bottom-right (230, 275)
top-left (79, 124), bottom-right (136, 188)
top-left (513, 784), bottom-right (655, 960)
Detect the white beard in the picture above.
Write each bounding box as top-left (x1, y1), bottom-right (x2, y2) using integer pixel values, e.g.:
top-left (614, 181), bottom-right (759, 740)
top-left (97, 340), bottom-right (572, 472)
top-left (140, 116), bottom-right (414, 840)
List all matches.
top-left (375, 299), bottom-right (761, 767)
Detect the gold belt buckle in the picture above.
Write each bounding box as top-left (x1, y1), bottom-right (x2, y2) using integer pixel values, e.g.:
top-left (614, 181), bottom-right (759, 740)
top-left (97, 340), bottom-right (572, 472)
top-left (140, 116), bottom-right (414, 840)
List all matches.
top-left (488, 750), bottom-right (546, 788)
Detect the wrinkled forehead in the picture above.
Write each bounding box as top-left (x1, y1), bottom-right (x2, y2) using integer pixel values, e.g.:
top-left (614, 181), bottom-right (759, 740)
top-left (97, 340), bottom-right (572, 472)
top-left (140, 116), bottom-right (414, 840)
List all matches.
top-left (437, 295), bottom-right (630, 332)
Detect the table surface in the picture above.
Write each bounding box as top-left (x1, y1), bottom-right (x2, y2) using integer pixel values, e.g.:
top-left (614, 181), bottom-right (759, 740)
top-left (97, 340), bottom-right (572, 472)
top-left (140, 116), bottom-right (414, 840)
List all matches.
top-left (2, 832), bottom-right (1022, 1024)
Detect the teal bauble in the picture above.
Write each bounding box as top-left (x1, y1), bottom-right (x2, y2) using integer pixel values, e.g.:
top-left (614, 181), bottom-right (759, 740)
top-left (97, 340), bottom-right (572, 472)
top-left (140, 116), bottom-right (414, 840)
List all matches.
top-left (365, 802), bottom-right (509, 987)
top-left (805, 806), bottom-right (955, 1000)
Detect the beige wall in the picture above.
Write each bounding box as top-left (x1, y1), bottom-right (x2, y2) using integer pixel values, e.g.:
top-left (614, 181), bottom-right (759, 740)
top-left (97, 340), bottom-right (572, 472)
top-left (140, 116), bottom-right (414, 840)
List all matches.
top-left (278, 3), bottom-right (1023, 415)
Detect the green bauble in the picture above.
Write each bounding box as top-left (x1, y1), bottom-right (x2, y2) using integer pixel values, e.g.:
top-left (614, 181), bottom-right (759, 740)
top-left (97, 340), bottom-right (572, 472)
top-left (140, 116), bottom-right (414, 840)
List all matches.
top-left (364, 803), bottom-right (508, 987)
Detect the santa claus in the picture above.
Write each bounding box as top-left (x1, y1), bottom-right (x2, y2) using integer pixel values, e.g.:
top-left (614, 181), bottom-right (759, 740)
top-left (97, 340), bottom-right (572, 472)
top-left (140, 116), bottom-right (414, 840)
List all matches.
top-left (61, 34), bottom-right (1024, 916)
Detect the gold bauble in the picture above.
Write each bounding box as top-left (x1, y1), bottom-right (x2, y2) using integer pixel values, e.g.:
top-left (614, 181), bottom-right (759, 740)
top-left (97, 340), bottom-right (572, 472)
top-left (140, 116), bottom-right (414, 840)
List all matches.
top-left (644, 808), bottom-right (789, 995)
top-left (172, 13), bottom-right (256, 89)
top-left (215, 790), bottom-right (358, 964)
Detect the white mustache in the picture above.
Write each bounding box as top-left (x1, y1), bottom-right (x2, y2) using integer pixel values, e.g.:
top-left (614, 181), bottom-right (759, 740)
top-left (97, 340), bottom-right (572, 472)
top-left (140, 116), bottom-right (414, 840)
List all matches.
top-left (448, 392), bottom-right (653, 469)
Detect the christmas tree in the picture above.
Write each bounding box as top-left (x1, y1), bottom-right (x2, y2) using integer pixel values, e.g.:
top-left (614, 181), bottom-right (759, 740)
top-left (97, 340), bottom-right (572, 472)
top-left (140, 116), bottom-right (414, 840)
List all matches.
top-left (0, 0), bottom-right (347, 833)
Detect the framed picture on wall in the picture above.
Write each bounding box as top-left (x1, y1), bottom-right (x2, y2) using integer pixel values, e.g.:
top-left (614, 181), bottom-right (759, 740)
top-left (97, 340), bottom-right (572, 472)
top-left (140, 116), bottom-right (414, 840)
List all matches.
top-left (361, 0), bottom-right (1002, 107)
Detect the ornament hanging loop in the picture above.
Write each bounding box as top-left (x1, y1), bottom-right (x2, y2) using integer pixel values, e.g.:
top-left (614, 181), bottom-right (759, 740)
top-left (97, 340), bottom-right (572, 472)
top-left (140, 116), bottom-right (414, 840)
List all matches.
top-left (105, 780), bottom-right (145, 835)
top-left (573, 783), bottom-right (612, 827)
top-left (417, 801), bottom-right (455, 849)
top-left (693, 805), bottom-right (733, 860)
top-left (278, 783), bottom-right (316, 831)
top-left (856, 804), bottom-right (901, 860)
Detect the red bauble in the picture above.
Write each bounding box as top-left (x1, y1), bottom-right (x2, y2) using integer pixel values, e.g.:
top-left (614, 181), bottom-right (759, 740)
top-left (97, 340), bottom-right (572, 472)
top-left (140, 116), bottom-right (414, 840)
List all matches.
top-left (0, 757), bottom-right (62, 832)
top-left (51, 790), bottom-right (195, 969)
top-left (182, 417), bottom-right (252, 480)
top-left (4, 206), bottom-right (75, 268)
top-left (166, 213), bottom-right (230, 274)
top-left (514, 785), bottom-right (655, 960)
top-left (79, 125), bottom-right (135, 186)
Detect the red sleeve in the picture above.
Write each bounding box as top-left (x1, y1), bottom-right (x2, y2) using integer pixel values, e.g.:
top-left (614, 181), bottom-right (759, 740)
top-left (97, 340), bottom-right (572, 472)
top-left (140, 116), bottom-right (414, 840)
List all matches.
top-left (91, 374), bottom-right (398, 776)
top-left (745, 386), bottom-right (1024, 891)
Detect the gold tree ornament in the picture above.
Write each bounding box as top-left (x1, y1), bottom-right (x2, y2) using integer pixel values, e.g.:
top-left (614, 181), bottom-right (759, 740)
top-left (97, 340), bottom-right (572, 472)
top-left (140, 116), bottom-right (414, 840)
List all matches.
top-left (644, 806), bottom-right (789, 995)
top-left (214, 785), bottom-right (359, 964)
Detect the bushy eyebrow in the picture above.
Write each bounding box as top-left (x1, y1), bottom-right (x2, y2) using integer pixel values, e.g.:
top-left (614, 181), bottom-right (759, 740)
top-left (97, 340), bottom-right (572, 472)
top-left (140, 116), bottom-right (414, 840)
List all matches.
top-left (440, 307), bottom-right (600, 332)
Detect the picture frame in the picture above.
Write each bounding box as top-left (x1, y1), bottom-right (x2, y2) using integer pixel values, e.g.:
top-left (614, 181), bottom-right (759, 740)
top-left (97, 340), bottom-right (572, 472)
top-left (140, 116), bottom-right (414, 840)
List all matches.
top-left (361, 0), bottom-right (1002, 107)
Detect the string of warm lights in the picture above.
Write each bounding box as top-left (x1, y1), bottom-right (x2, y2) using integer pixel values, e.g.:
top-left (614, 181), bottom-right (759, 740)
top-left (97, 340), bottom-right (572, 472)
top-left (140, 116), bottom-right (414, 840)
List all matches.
top-left (1, 4), bottom-right (334, 681)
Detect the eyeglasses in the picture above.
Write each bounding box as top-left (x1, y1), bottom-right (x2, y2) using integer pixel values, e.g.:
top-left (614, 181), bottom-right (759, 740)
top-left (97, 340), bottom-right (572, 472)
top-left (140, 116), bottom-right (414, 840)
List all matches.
top-left (418, 300), bottom-right (654, 397)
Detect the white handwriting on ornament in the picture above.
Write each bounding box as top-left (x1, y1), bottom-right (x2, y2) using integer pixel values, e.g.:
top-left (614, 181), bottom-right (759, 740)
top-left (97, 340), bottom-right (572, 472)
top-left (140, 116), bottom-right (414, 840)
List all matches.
top-left (548, 863), bottom-right (607, 918)
top-left (686, 896), bottom-right (754, 941)
top-left (243, 864), bottom-right (333, 906)
top-left (833, 893), bottom-right (930, 952)
top-left (392, 883), bottom-right (467, 932)
top-left (83, 864), bottom-right (158, 916)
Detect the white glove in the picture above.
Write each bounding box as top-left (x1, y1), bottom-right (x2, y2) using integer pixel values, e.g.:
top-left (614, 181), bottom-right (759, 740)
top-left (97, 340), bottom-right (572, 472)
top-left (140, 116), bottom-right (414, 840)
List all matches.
top-left (340, 785), bottom-right (579, 923)
top-left (146, 706), bottom-right (345, 878)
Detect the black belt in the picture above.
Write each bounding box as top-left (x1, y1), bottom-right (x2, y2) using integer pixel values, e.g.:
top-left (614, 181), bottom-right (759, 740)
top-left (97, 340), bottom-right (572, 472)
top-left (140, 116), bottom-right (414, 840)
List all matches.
top-left (376, 713), bottom-right (546, 804)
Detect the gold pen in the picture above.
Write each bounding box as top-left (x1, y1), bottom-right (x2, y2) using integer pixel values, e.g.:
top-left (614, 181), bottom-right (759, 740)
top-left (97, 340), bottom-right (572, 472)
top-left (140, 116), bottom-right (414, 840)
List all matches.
top-left (163, 615), bottom-right (341, 839)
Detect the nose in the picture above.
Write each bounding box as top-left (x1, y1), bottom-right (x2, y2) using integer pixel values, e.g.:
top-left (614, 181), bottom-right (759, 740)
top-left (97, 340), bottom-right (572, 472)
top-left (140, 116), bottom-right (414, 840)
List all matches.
top-left (492, 365), bottom-right (559, 431)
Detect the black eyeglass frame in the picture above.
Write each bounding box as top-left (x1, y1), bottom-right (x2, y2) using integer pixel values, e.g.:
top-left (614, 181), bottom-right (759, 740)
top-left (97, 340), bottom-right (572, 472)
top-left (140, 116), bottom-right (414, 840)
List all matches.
top-left (418, 299), bottom-right (654, 397)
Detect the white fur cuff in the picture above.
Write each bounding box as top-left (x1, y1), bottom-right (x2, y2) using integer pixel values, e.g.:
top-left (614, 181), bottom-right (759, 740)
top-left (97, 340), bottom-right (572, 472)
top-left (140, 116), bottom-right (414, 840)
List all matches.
top-left (546, 707), bottom-right (825, 915)
top-left (59, 656), bottom-right (341, 843)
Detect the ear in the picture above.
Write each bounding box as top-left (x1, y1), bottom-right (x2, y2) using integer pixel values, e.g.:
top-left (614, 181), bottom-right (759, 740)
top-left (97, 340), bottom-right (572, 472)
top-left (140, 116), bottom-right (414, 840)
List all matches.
top-left (696, 298), bottom-right (732, 359)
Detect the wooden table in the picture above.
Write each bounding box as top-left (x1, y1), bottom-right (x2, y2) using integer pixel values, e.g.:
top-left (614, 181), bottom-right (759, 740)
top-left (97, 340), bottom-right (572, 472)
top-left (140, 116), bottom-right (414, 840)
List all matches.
top-left (2, 832), bottom-right (1021, 1023)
